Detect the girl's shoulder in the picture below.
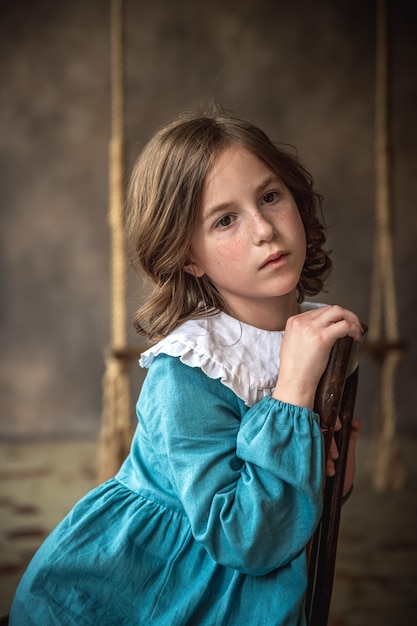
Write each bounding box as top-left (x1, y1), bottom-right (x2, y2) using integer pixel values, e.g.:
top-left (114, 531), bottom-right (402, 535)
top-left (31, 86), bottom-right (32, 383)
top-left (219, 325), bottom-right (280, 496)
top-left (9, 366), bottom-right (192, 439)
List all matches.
top-left (139, 306), bottom-right (322, 406)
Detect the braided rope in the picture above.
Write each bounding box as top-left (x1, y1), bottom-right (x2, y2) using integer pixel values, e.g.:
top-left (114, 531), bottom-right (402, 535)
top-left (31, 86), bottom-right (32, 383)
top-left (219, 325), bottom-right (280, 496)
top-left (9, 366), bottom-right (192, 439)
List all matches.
top-left (97, 0), bottom-right (132, 482)
top-left (109, 0), bottom-right (127, 350)
top-left (368, 0), bottom-right (406, 491)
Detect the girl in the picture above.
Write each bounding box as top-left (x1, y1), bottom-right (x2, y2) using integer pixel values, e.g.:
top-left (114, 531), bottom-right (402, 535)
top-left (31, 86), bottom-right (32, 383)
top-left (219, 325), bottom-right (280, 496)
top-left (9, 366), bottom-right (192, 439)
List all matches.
top-left (10, 106), bottom-right (363, 625)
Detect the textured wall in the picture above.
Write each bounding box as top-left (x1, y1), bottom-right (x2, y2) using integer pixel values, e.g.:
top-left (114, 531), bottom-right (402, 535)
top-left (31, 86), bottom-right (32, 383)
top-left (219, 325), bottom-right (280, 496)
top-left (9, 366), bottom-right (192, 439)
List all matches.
top-left (1, 0), bottom-right (416, 439)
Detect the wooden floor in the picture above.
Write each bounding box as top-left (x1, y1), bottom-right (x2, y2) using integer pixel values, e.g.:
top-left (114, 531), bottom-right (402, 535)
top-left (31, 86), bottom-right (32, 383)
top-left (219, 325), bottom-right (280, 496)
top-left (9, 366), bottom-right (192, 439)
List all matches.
top-left (0, 437), bottom-right (416, 624)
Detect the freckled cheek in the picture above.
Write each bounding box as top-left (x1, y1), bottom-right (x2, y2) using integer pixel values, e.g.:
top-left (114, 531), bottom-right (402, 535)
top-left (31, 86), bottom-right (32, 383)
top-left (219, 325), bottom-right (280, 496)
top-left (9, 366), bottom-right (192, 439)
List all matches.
top-left (212, 239), bottom-right (245, 262)
top-left (285, 212), bottom-right (307, 248)
top-left (300, 224), bottom-right (307, 254)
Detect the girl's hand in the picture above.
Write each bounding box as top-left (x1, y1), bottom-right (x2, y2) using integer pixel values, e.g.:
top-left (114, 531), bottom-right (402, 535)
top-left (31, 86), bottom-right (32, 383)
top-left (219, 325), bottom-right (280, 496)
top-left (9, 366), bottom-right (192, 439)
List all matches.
top-left (325, 417), bottom-right (361, 495)
top-left (343, 417), bottom-right (361, 496)
top-left (325, 417), bottom-right (342, 479)
top-left (273, 305), bottom-right (363, 409)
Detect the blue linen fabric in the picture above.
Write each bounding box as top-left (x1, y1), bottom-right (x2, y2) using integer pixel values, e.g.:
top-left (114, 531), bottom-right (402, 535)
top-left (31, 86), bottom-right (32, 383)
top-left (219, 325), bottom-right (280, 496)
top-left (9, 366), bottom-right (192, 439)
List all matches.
top-left (10, 354), bottom-right (324, 625)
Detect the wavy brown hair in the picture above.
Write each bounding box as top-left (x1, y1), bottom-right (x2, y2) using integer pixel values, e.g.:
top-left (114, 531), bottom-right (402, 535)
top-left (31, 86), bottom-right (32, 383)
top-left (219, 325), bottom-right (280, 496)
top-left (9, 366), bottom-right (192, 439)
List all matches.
top-left (127, 105), bottom-right (332, 341)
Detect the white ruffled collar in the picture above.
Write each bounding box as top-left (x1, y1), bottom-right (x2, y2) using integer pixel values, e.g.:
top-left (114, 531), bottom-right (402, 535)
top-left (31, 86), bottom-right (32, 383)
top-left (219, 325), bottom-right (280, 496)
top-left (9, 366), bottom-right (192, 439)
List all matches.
top-left (140, 302), bottom-right (324, 407)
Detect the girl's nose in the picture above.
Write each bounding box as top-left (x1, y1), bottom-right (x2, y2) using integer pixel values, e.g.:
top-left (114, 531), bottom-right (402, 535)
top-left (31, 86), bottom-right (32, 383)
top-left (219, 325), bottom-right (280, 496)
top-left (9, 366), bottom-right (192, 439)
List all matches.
top-left (251, 209), bottom-right (276, 244)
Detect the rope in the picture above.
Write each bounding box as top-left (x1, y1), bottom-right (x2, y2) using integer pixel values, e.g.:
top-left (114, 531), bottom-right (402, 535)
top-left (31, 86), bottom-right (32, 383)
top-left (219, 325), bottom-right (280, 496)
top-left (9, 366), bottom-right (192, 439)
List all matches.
top-left (368, 0), bottom-right (406, 491)
top-left (97, 0), bottom-right (133, 482)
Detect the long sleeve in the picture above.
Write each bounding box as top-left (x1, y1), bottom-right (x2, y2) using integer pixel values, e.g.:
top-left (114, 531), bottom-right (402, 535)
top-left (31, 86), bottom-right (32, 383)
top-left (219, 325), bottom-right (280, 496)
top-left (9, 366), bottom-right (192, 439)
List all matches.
top-left (136, 354), bottom-right (324, 576)
top-left (10, 350), bottom-right (322, 625)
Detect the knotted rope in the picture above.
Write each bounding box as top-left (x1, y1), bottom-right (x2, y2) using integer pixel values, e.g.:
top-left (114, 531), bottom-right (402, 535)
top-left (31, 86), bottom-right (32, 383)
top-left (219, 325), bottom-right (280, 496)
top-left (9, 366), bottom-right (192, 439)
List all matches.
top-left (97, 0), bottom-right (133, 482)
top-left (367, 0), bottom-right (406, 491)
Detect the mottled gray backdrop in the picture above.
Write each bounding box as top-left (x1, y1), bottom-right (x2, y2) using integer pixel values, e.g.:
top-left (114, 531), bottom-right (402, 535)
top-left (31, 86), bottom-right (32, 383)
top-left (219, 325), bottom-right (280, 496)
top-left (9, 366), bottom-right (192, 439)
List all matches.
top-left (1, 0), bottom-right (416, 439)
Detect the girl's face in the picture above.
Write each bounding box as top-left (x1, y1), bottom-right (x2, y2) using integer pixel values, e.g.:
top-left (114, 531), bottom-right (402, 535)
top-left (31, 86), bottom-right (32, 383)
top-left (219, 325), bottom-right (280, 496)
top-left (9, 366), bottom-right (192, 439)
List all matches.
top-left (184, 145), bottom-right (307, 330)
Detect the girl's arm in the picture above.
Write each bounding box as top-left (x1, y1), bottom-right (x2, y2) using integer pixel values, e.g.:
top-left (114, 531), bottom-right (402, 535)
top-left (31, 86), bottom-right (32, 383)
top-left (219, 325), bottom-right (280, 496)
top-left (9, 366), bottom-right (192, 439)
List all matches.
top-left (274, 304), bottom-right (363, 493)
top-left (138, 355), bottom-right (324, 576)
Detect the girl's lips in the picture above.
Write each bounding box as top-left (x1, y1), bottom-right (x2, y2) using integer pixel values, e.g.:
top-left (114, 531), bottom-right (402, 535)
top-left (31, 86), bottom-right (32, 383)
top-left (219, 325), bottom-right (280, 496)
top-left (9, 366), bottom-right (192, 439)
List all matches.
top-left (260, 252), bottom-right (288, 269)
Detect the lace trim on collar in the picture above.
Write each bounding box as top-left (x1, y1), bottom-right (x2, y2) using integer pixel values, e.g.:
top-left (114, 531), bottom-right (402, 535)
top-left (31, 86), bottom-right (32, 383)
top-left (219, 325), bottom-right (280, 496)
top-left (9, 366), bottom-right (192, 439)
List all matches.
top-left (140, 303), bottom-right (323, 407)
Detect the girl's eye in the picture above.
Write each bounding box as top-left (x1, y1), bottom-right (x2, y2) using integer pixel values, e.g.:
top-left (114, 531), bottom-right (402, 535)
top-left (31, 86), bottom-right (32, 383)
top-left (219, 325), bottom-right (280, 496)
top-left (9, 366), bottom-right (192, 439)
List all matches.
top-left (261, 191), bottom-right (279, 205)
top-left (215, 215), bottom-right (234, 229)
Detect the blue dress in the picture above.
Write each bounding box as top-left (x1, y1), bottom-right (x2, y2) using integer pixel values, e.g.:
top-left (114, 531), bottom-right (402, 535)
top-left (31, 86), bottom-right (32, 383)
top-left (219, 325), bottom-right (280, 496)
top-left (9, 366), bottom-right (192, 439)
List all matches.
top-left (10, 311), bottom-right (325, 625)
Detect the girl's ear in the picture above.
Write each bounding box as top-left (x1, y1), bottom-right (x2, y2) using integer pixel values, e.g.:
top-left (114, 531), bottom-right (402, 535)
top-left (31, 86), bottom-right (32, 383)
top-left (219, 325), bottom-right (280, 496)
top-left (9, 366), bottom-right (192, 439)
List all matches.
top-left (183, 259), bottom-right (205, 278)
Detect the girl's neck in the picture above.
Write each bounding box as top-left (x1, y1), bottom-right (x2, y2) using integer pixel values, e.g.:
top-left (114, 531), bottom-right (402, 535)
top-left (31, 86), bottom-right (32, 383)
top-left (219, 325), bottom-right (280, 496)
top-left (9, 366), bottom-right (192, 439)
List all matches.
top-left (225, 292), bottom-right (300, 332)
